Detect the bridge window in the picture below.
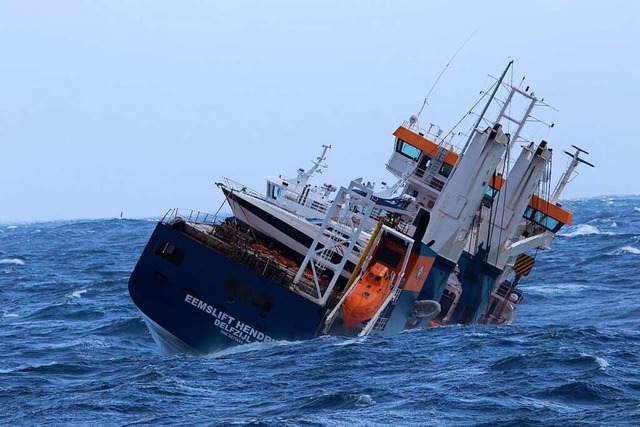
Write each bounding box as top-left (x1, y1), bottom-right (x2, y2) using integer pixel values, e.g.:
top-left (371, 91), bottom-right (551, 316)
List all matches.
top-left (395, 138), bottom-right (421, 161)
top-left (523, 206), bottom-right (563, 232)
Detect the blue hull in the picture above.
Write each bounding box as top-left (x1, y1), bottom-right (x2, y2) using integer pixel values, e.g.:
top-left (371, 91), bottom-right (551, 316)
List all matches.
top-left (449, 251), bottom-right (503, 325)
top-left (128, 223), bottom-right (326, 354)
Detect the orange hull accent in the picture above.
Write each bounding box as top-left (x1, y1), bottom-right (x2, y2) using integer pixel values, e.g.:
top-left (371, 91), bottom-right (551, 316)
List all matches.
top-left (342, 263), bottom-right (391, 329)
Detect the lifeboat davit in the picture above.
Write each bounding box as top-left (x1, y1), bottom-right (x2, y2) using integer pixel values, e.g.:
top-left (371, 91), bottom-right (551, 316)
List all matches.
top-left (341, 262), bottom-right (392, 329)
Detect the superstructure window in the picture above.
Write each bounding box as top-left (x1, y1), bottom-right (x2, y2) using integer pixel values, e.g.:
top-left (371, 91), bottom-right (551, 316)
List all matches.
top-left (534, 211), bottom-right (560, 231)
top-left (523, 206), bottom-right (563, 232)
top-left (439, 163), bottom-right (453, 178)
top-left (267, 183), bottom-right (283, 200)
top-left (395, 138), bottom-right (421, 161)
top-left (482, 187), bottom-right (499, 208)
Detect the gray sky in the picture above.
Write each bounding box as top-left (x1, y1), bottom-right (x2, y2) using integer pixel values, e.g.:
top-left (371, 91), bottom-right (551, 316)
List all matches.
top-left (1, 1), bottom-right (637, 222)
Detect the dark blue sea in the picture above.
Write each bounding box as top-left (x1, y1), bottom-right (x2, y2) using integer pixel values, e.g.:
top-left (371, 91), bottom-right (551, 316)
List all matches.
top-left (2, 197), bottom-right (639, 426)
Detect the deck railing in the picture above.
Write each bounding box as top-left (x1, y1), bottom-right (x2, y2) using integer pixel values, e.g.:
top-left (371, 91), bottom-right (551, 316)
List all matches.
top-left (401, 120), bottom-right (463, 153)
top-left (161, 208), bottom-right (221, 226)
top-left (221, 177), bottom-right (264, 199)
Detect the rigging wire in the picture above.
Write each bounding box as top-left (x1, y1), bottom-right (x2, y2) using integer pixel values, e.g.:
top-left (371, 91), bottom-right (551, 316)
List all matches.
top-left (416, 30), bottom-right (478, 119)
top-left (440, 81), bottom-right (497, 144)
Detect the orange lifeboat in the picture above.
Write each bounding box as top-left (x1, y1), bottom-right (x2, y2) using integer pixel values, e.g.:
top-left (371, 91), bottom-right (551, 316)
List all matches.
top-left (341, 262), bottom-right (392, 329)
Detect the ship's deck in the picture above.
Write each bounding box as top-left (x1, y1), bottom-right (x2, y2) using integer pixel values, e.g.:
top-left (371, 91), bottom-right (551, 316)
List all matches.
top-left (168, 218), bottom-right (331, 304)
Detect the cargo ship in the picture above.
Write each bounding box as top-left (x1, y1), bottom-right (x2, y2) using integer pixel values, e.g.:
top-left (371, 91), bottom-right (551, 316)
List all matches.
top-left (128, 62), bottom-right (593, 354)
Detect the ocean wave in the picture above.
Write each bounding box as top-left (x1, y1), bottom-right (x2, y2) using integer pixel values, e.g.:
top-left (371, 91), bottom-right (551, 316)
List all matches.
top-left (602, 245), bottom-right (640, 256)
top-left (91, 317), bottom-right (148, 337)
top-left (330, 336), bottom-right (370, 347)
top-left (2, 312), bottom-right (20, 318)
top-left (0, 361), bottom-right (57, 374)
top-left (618, 246), bottom-right (640, 255)
top-left (524, 283), bottom-right (589, 296)
top-left (299, 391), bottom-right (377, 410)
top-left (208, 338), bottom-right (302, 359)
top-left (489, 353), bottom-right (530, 371)
top-left (0, 258), bottom-right (25, 265)
top-left (538, 381), bottom-right (626, 405)
top-left (27, 303), bottom-right (105, 322)
top-left (579, 353), bottom-right (609, 371)
top-left (70, 289), bottom-right (88, 298)
top-left (560, 224), bottom-right (613, 237)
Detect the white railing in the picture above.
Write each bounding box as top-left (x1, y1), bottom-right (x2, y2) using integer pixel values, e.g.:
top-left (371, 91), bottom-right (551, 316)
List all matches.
top-left (401, 120), bottom-right (463, 154)
top-left (220, 177), bottom-right (264, 199)
top-left (161, 208), bottom-right (221, 226)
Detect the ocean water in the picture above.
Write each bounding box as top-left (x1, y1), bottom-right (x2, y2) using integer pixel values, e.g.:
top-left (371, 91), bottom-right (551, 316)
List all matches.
top-left (1, 197), bottom-right (639, 426)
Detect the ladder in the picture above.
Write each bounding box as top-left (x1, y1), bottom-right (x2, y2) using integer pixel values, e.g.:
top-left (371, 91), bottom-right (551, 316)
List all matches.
top-left (360, 286), bottom-right (404, 336)
top-left (292, 181), bottom-right (375, 306)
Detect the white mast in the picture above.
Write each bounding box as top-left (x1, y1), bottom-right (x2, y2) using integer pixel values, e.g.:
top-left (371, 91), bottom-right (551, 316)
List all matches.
top-left (550, 145), bottom-right (594, 204)
top-left (487, 140), bottom-right (552, 268)
top-left (294, 144), bottom-right (331, 187)
top-left (424, 124), bottom-right (510, 262)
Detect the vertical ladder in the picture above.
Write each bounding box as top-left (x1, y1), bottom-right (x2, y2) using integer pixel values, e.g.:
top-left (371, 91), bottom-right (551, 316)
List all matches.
top-left (427, 145), bottom-right (448, 177)
top-left (292, 181), bottom-right (375, 306)
top-left (361, 285), bottom-right (404, 336)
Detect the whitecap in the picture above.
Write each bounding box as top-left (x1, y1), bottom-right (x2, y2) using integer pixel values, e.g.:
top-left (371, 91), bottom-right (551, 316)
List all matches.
top-left (70, 289), bottom-right (88, 298)
top-left (619, 246), bottom-right (640, 255)
top-left (354, 393), bottom-right (376, 407)
top-left (595, 356), bottom-right (609, 371)
top-left (560, 224), bottom-right (611, 237)
top-left (0, 361), bottom-right (56, 374)
top-left (580, 353), bottom-right (609, 371)
top-left (526, 283), bottom-right (589, 295)
top-left (331, 336), bottom-right (369, 347)
top-left (2, 312), bottom-right (19, 318)
top-left (208, 339), bottom-right (301, 358)
top-left (634, 207), bottom-right (640, 212)
top-left (0, 258), bottom-right (25, 265)
top-left (6, 225), bottom-right (18, 229)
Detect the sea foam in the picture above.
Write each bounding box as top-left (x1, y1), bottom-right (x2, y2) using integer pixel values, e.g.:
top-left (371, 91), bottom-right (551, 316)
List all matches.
top-left (561, 224), bottom-right (611, 237)
top-left (0, 258), bottom-right (25, 265)
top-left (619, 246), bottom-right (640, 255)
top-left (70, 289), bottom-right (88, 298)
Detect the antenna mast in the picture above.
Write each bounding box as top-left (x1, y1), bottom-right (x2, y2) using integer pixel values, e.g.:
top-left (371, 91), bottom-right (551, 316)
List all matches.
top-left (458, 60), bottom-right (513, 157)
top-left (550, 145), bottom-right (594, 204)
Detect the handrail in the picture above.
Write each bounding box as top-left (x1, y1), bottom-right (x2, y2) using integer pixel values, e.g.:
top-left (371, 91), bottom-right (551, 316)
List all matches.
top-left (161, 208), bottom-right (222, 226)
top-left (401, 120), bottom-right (463, 153)
top-left (220, 177), bottom-right (264, 199)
